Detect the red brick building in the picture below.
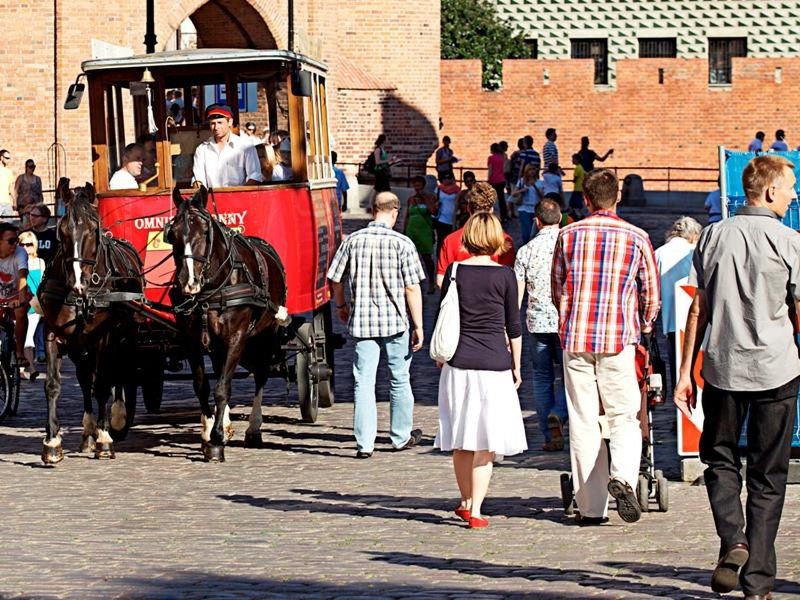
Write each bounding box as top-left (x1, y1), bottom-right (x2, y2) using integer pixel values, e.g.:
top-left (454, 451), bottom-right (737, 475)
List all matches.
top-left (0, 0), bottom-right (441, 192)
top-left (440, 56), bottom-right (800, 190)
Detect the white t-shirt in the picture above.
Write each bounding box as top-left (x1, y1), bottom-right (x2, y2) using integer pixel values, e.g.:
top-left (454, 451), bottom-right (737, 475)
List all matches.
top-left (0, 245), bottom-right (28, 299)
top-left (271, 163), bottom-right (293, 182)
top-left (192, 133), bottom-right (263, 188)
top-left (655, 237), bottom-right (695, 335)
top-left (109, 168), bottom-right (139, 190)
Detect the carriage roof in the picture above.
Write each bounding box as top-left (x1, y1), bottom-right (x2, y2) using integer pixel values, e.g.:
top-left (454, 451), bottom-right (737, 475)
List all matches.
top-left (81, 49), bottom-right (328, 75)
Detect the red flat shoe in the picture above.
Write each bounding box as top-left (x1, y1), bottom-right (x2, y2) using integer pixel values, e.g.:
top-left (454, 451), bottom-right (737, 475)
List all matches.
top-left (468, 516), bottom-right (489, 529)
top-left (454, 507), bottom-right (470, 522)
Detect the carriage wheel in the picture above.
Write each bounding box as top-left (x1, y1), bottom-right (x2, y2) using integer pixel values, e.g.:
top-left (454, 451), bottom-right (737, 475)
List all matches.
top-left (140, 353), bottom-right (164, 414)
top-left (314, 309), bottom-right (335, 408)
top-left (0, 361), bottom-right (10, 423)
top-left (637, 474), bottom-right (650, 512)
top-left (655, 470), bottom-right (669, 512)
top-left (295, 328), bottom-right (319, 423)
top-left (560, 472), bottom-right (574, 515)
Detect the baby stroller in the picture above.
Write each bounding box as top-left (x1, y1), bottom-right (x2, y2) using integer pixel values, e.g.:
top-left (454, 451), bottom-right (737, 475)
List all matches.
top-left (559, 333), bottom-right (669, 515)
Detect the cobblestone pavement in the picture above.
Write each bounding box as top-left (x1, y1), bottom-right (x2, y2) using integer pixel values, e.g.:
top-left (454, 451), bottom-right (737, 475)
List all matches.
top-left (0, 206), bottom-right (799, 599)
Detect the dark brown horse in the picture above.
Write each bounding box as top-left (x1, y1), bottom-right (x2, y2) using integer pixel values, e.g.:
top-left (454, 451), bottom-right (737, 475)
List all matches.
top-left (166, 186), bottom-right (288, 462)
top-left (39, 180), bottom-right (144, 464)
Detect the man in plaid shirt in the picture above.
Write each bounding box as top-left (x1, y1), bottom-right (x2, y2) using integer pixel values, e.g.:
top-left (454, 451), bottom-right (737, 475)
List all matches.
top-left (552, 169), bottom-right (660, 525)
top-left (328, 192), bottom-right (426, 458)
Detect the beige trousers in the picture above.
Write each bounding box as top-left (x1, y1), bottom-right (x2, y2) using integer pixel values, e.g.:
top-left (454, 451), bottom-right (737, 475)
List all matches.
top-left (564, 345), bottom-right (642, 518)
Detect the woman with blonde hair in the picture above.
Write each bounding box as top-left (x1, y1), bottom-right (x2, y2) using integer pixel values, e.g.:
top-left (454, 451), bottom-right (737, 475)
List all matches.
top-left (18, 230), bottom-right (44, 380)
top-left (435, 212), bottom-right (527, 529)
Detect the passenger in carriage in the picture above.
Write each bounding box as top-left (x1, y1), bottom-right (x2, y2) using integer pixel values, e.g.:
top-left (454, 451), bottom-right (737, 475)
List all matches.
top-left (271, 137), bottom-right (293, 182)
top-left (108, 143), bottom-right (145, 190)
top-left (192, 104), bottom-right (263, 188)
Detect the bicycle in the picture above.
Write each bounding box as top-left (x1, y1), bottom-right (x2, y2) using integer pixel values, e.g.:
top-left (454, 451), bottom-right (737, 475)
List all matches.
top-left (0, 298), bottom-right (22, 423)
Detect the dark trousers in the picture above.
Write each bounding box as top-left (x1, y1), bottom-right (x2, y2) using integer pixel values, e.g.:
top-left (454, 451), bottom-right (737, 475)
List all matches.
top-left (434, 220), bottom-right (453, 261)
top-left (491, 182), bottom-right (508, 221)
top-left (700, 376), bottom-right (799, 595)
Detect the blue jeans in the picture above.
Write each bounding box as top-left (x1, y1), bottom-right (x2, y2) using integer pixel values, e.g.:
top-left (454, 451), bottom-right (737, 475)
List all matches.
top-left (531, 333), bottom-right (568, 441)
top-left (519, 210), bottom-right (535, 246)
top-left (352, 330), bottom-right (415, 452)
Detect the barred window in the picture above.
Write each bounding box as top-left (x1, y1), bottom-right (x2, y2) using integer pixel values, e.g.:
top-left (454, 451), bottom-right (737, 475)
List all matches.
top-left (709, 37), bottom-right (747, 84)
top-left (639, 38), bottom-right (677, 58)
top-left (571, 38), bottom-right (608, 85)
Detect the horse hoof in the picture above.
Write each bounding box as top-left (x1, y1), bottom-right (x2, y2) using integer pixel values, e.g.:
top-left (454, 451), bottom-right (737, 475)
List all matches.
top-left (41, 444), bottom-right (64, 465)
top-left (203, 444), bottom-right (225, 463)
top-left (110, 427), bottom-right (129, 442)
top-left (244, 432), bottom-right (263, 448)
top-left (94, 443), bottom-right (115, 460)
top-left (79, 436), bottom-right (96, 454)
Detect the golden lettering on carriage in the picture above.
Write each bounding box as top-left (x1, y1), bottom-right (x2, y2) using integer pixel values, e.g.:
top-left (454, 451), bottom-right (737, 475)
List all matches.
top-left (133, 210), bottom-right (248, 230)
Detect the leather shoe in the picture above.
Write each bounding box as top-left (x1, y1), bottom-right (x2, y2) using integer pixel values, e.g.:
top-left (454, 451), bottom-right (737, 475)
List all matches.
top-left (744, 594), bottom-right (772, 600)
top-left (395, 428), bottom-right (422, 450)
top-left (711, 543), bottom-right (749, 593)
top-left (468, 515), bottom-right (489, 528)
top-left (355, 450), bottom-right (372, 459)
top-left (576, 514), bottom-right (609, 527)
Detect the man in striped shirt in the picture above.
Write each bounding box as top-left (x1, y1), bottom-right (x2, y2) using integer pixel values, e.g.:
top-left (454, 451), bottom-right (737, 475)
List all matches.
top-left (551, 168), bottom-right (660, 525)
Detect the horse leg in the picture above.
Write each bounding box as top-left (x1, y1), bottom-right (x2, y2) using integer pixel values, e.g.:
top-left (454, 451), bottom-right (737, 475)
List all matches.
top-left (93, 352), bottom-right (115, 459)
top-left (110, 338), bottom-right (134, 441)
top-left (76, 354), bottom-right (97, 454)
top-left (244, 352), bottom-right (268, 449)
top-left (206, 342), bottom-right (245, 463)
top-left (188, 347), bottom-right (213, 449)
top-left (41, 332), bottom-right (64, 464)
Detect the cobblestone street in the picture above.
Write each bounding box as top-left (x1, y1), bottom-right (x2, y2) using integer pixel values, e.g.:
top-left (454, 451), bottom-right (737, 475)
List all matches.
top-left (0, 206), bottom-right (798, 599)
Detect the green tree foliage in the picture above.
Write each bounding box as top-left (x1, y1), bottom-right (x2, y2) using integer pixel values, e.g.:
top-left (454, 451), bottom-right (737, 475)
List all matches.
top-left (441, 0), bottom-right (530, 89)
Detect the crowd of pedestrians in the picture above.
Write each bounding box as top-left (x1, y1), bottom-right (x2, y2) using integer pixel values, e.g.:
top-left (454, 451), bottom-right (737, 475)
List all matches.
top-left (332, 141), bottom-right (798, 598)
top-left (0, 149), bottom-right (57, 382)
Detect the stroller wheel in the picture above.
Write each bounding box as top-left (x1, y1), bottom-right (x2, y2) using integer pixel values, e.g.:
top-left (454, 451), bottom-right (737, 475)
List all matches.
top-left (560, 472), bottom-right (575, 515)
top-left (656, 473), bottom-right (669, 512)
top-left (637, 474), bottom-right (650, 512)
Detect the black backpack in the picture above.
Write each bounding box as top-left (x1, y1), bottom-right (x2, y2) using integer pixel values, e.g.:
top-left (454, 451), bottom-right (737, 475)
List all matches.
top-left (363, 151), bottom-right (377, 174)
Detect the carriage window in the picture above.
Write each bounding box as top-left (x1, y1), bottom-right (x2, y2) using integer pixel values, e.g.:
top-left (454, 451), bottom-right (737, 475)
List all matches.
top-left (103, 82), bottom-right (154, 191)
top-left (304, 73), bottom-right (331, 181)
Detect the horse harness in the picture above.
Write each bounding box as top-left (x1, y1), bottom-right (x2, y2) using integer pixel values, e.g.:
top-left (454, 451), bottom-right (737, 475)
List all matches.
top-left (171, 208), bottom-right (285, 345)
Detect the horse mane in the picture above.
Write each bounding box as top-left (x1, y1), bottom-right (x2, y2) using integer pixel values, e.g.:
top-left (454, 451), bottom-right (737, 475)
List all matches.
top-left (66, 187), bottom-right (100, 226)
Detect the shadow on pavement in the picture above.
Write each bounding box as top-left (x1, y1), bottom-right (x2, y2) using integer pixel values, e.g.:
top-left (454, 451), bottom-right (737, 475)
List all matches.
top-left (108, 571), bottom-right (605, 599)
top-left (599, 560), bottom-right (800, 596)
top-left (367, 551), bottom-right (722, 599)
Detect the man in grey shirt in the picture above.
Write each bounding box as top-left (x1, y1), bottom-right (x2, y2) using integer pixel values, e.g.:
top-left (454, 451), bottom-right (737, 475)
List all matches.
top-left (675, 154), bottom-right (800, 600)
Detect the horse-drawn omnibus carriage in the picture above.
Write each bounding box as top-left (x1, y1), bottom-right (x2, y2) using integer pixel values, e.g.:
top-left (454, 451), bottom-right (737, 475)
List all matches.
top-left (71, 49), bottom-right (341, 428)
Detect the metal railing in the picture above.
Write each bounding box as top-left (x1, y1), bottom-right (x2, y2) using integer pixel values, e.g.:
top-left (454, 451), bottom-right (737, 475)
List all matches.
top-left (341, 162), bottom-right (719, 192)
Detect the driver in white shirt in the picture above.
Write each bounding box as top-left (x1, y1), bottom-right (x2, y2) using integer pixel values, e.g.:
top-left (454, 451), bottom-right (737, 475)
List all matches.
top-left (192, 104), bottom-right (263, 188)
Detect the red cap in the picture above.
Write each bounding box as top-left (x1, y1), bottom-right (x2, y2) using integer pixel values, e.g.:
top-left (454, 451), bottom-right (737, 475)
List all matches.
top-left (205, 104), bottom-right (233, 120)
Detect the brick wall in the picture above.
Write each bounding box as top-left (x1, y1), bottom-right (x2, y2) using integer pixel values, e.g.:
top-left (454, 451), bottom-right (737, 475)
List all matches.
top-left (0, 0), bottom-right (439, 188)
top-left (440, 57), bottom-right (800, 190)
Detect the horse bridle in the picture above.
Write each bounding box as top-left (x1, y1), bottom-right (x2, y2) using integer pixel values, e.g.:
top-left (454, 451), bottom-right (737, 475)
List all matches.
top-left (172, 206), bottom-right (217, 291)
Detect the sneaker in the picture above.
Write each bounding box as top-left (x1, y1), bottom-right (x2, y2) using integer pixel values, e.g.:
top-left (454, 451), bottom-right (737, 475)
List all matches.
top-left (608, 478), bottom-right (642, 523)
top-left (396, 428), bottom-right (423, 451)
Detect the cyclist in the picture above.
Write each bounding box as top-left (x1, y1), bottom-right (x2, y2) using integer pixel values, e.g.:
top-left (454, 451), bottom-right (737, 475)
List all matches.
top-left (0, 223), bottom-right (30, 367)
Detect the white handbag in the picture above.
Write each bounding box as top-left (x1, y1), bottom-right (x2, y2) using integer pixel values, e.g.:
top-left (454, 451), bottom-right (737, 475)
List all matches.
top-left (429, 262), bottom-right (461, 363)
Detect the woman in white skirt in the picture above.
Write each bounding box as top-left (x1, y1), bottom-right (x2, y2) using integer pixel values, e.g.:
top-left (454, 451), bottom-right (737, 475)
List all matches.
top-left (434, 212), bottom-right (527, 529)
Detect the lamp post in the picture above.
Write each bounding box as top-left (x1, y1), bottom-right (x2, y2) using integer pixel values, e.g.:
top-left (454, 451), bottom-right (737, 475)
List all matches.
top-left (144, 0), bottom-right (157, 53)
